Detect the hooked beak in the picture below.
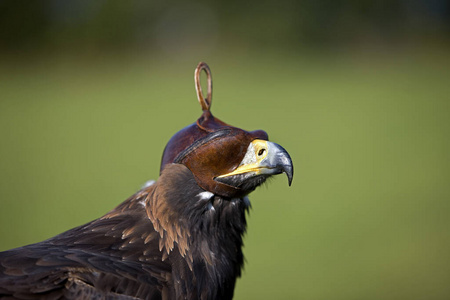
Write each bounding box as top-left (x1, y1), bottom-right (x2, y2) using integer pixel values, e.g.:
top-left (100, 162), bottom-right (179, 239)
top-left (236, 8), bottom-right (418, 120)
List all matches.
top-left (216, 139), bottom-right (293, 186)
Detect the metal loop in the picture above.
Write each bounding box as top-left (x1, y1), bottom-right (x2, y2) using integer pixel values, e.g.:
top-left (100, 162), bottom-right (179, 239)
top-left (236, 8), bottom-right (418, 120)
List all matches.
top-left (194, 62), bottom-right (212, 111)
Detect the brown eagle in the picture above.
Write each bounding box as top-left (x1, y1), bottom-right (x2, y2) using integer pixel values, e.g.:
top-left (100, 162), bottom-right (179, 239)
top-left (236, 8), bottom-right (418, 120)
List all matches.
top-left (0, 63), bottom-right (293, 300)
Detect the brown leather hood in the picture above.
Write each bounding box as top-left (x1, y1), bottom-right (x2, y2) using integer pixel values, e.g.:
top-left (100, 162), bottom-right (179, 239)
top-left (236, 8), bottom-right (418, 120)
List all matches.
top-left (160, 63), bottom-right (268, 198)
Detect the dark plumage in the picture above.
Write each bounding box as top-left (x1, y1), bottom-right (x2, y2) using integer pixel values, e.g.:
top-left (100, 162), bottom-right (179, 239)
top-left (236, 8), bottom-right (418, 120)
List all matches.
top-left (0, 63), bottom-right (293, 300)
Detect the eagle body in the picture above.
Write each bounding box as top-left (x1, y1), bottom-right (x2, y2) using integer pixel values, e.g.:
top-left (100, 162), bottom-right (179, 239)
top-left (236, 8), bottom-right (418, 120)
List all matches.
top-left (0, 63), bottom-right (293, 299)
top-left (0, 165), bottom-right (247, 299)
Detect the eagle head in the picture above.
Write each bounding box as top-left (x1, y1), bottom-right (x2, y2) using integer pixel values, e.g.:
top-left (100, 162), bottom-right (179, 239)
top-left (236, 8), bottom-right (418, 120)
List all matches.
top-left (160, 62), bottom-right (293, 199)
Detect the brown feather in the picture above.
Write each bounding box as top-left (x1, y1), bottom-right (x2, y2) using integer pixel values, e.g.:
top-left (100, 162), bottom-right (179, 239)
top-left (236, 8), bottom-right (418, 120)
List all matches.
top-left (0, 157), bottom-right (256, 300)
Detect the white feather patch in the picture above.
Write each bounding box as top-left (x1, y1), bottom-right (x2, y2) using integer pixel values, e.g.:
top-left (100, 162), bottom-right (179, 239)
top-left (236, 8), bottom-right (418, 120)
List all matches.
top-left (141, 180), bottom-right (155, 188)
top-left (197, 191), bottom-right (214, 200)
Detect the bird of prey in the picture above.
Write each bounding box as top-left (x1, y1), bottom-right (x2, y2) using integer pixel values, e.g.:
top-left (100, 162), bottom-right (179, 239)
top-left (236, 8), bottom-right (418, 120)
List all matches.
top-left (0, 62), bottom-right (293, 300)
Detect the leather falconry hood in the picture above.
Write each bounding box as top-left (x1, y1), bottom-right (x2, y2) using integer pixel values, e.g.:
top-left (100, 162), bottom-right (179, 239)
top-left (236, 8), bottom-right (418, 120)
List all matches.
top-left (160, 62), bottom-right (270, 198)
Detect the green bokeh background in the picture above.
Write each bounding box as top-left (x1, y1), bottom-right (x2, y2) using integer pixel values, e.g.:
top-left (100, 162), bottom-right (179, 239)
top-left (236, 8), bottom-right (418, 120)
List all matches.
top-left (1, 1), bottom-right (450, 299)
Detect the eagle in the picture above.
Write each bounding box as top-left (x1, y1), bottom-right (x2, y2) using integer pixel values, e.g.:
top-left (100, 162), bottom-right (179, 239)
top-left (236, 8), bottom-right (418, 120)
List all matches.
top-left (0, 63), bottom-right (293, 300)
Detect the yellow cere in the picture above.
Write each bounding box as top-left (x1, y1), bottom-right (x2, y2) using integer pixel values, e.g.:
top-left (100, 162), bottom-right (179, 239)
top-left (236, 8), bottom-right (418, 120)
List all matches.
top-left (218, 139), bottom-right (269, 178)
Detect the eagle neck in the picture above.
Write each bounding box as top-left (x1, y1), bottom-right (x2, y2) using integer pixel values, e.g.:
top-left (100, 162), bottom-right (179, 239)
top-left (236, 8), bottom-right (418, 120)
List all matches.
top-left (148, 164), bottom-right (249, 299)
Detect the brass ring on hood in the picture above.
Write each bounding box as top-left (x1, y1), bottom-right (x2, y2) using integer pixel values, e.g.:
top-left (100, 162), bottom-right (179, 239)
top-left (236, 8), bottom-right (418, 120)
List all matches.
top-left (195, 62), bottom-right (212, 112)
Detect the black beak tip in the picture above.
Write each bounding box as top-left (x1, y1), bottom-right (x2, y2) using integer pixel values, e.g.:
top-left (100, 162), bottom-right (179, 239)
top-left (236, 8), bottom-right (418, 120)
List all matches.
top-left (285, 165), bottom-right (293, 186)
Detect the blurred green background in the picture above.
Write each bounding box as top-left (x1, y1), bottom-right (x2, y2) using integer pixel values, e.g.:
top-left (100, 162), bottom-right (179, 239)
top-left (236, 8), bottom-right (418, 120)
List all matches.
top-left (1, 1), bottom-right (450, 299)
